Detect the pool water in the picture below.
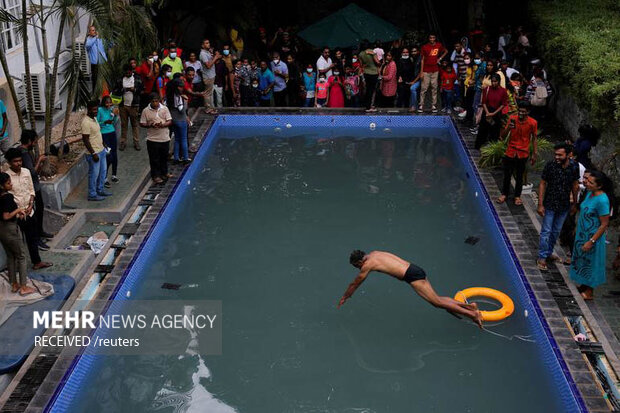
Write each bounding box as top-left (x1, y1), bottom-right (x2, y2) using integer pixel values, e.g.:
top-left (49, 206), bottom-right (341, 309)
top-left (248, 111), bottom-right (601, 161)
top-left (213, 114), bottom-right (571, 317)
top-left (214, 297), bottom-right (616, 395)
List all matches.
top-left (50, 118), bottom-right (579, 412)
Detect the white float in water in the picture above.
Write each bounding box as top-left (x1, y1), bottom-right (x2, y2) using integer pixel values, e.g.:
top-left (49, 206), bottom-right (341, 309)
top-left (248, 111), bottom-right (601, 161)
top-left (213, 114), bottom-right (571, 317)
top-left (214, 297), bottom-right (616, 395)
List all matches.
top-left (126, 290), bottom-right (131, 298)
top-left (274, 127), bottom-right (282, 132)
top-left (369, 122), bottom-right (376, 130)
top-left (524, 310), bottom-right (528, 317)
top-left (286, 123), bottom-right (292, 128)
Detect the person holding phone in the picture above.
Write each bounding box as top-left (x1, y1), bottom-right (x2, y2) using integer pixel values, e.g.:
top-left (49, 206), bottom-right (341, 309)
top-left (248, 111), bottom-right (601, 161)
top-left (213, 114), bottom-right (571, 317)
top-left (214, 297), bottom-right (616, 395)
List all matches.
top-left (497, 102), bottom-right (538, 206)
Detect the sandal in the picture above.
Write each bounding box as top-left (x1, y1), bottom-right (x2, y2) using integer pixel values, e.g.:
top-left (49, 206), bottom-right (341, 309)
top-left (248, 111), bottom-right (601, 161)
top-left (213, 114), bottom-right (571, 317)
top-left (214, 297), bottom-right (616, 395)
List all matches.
top-left (497, 195), bottom-right (507, 204)
top-left (514, 197), bottom-right (523, 206)
top-left (536, 259), bottom-right (548, 271)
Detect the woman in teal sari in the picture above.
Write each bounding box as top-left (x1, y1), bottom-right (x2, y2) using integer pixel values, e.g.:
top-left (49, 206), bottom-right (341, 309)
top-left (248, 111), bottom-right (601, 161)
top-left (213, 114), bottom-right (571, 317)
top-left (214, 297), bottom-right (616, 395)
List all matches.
top-left (570, 170), bottom-right (613, 300)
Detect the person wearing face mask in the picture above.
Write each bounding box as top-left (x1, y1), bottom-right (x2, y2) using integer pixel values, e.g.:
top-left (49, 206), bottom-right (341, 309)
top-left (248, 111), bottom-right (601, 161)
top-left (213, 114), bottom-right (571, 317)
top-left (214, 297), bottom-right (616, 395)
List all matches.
top-left (327, 68), bottom-right (345, 108)
top-left (396, 48), bottom-right (414, 108)
top-left (221, 44), bottom-right (234, 72)
top-left (249, 79), bottom-right (262, 107)
top-left (135, 52), bottom-right (160, 111)
top-left (302, 65), bottom-right (316, 107)
top-left (460, 53), bottom-right (477, 123)
top-left (213, 51), bottom-right (229, 107)
top-left (154, 64), bottom-right (172, 100)
top-left (315, 75), bottom-right (329, 107)
top-left (270, 51), bottom-right (289, 106)
top-left (498, 103), bottom-right (538, 206)
top-left (162, 41), bottom-right (183, 59)
top-left (161, 47), bottom-right (184, 76)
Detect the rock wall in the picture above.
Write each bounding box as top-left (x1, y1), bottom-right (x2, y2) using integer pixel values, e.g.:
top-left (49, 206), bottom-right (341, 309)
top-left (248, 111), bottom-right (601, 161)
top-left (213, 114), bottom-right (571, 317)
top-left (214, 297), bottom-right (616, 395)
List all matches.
top-left (550, 85), bottom-right (620, 185)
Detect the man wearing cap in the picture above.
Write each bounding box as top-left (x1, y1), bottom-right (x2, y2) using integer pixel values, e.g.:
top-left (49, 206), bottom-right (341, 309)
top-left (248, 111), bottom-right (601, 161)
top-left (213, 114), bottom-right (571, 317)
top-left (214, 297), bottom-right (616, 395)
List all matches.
top-left (5, 148), bottom-right (53, 270)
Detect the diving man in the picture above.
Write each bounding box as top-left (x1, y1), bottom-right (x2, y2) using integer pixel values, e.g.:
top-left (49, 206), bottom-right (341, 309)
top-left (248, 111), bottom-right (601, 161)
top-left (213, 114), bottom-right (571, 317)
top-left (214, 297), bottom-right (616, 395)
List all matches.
top-left (339, 250), bottom-right (483, 328)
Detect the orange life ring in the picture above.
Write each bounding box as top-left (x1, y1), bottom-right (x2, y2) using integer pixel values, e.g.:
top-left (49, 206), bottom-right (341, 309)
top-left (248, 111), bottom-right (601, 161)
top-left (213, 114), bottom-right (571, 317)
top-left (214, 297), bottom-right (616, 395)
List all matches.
top-left (454, 287), bottom-right (515, 322)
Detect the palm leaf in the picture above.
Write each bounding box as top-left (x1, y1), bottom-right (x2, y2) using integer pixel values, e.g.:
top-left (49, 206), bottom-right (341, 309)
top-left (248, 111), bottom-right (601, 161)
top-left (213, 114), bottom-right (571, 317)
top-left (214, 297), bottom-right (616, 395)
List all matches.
top-left (478, 137), bottom-right (554, 170)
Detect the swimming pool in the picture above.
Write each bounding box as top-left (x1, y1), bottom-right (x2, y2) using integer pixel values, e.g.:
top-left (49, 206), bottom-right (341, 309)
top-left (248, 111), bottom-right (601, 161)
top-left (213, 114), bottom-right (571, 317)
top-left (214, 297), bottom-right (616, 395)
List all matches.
top-left (46, 115), bottom-right (584, 412)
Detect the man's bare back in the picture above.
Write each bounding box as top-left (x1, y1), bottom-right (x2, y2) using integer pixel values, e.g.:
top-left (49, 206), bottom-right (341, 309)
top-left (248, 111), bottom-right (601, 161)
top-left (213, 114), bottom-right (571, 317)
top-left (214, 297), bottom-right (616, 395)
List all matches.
top-left (360, 251), bottom-right (411, 280)
top-left (339, 250), bottom-right (483, 328)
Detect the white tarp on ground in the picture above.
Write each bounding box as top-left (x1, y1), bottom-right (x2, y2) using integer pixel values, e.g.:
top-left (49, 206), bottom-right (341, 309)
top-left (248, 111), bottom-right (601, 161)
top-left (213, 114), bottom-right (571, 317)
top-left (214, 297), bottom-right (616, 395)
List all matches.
top-left (0, 272), bottom-right (54, 326)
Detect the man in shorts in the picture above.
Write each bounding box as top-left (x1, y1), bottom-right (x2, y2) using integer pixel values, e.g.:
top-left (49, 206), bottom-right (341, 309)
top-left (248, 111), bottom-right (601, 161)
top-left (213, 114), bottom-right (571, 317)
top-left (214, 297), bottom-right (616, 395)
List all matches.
top-left (339, 250), bottom-right (482, 327)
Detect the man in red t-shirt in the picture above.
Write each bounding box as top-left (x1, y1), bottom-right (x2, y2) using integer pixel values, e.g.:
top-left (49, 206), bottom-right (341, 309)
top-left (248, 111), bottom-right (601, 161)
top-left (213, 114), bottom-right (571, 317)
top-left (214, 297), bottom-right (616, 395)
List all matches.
top-left (418, 33), bottom-right (447, 113)
top-left (498, 104), bottom-right (538, 205)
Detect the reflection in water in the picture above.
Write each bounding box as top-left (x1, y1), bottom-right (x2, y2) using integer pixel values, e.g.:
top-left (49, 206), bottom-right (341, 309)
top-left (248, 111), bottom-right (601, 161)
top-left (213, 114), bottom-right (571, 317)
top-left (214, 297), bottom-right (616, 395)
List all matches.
top-left (151, 306), bottom-right (238, 413)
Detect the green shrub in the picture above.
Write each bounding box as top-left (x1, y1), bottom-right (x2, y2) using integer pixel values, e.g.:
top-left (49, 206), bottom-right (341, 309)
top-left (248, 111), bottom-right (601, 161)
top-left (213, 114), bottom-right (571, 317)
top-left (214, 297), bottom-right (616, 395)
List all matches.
top-left (530, 0), bottom-right (620, 126)
top-left (478, 136), bottom-right (554, 170)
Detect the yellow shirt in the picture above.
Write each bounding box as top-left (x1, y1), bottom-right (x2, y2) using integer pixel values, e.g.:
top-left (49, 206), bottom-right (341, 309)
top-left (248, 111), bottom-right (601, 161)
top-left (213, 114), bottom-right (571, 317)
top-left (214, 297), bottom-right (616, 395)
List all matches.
top-left (81, 115), bottom-right (105, 153)
top-left (7, 167), bottom-right (35, 216)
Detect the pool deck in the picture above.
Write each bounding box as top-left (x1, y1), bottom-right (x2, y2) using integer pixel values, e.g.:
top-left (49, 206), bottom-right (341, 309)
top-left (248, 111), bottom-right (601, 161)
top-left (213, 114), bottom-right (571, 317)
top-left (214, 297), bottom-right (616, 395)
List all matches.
top-left (0, 109), bottom-right (618, 412)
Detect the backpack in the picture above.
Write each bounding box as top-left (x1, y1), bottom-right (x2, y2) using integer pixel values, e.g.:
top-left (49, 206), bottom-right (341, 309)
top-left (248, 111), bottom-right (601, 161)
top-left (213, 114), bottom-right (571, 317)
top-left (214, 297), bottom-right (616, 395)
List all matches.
top-left (530, 82), bottom-right (548, 106)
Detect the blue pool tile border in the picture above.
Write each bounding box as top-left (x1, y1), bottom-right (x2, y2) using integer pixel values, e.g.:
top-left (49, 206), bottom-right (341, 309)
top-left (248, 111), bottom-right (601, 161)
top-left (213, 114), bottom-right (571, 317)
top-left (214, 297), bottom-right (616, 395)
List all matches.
top-left (44, 115), bottom-right (585, 412)
top-left (446, 118), bottom-right (587, 412)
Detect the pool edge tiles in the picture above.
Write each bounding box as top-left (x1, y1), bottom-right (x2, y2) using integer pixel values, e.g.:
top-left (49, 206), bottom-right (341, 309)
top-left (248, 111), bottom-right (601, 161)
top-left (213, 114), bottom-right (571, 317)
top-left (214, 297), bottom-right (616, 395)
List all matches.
top-left (446, 118), bottom-right (588, 412)
top-left (45, 115), bottom-right (584, 413)
top-left (42, 116), bottom-right (223, 413)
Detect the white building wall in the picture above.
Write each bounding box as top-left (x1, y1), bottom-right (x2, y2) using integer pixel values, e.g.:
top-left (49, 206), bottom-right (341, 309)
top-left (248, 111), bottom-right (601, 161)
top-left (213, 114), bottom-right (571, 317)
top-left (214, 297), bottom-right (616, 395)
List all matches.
top-left (0, 7), bottom-right (89, 272)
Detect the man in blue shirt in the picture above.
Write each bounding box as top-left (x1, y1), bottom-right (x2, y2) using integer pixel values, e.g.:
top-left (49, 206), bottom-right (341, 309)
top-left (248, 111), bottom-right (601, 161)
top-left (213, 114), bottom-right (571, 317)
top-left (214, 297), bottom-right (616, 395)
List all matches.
top-left (258, 61), bottom-right (275, 107)
top-left (85, 26), bottom-right (108, 90)
top-left (0, 99), bottom-right (9, 164)
top-left (269, 52), bottom-right (289, 106)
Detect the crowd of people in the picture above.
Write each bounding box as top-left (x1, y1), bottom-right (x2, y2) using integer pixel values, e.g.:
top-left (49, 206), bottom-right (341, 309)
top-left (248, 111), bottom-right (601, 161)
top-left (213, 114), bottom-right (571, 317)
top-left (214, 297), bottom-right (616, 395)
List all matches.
top-left (0, 23), bottom-right (616, 301)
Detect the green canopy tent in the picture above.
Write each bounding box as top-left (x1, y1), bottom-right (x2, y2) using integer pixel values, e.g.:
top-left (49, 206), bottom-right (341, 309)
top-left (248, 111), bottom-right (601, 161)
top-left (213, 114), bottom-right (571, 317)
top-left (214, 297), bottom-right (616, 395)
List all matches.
top-left (298, 3), bottom-right (403, 49)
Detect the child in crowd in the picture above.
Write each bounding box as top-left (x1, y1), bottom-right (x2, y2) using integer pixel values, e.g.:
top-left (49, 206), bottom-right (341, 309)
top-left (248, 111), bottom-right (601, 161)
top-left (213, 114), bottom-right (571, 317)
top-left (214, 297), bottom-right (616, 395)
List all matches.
top-left (315, 74), bottom-right (329, 107)
top-left (249, 79), bottom-right (261, 106)
top-left (344, 67), bottom-right (360, 107)
top-left (302, 64), bottom-right (316, 107)
top-left (440, 60), bottom-right (457, 113)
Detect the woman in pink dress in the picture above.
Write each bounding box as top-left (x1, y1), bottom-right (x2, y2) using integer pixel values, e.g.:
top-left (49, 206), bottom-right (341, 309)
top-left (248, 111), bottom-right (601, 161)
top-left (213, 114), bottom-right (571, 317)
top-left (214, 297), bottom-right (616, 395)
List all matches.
top-left (327, 68), bottom-right (345, 108)
top-left (378, 51), bottom-right (397, 107)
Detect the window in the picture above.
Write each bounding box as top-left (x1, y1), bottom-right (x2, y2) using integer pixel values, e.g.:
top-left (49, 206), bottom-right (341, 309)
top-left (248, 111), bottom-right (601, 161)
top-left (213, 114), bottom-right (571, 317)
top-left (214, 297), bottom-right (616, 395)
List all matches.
top-left (0, 0), bottom-right (22, 52)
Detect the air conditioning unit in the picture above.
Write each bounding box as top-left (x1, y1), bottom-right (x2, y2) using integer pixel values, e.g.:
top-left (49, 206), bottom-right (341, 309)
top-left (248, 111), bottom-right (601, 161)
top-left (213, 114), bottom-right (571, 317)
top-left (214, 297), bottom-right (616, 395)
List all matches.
top-left (74, 38), bottom-right (91, 76)
top-left (21, 62), bottom-right (59, 114)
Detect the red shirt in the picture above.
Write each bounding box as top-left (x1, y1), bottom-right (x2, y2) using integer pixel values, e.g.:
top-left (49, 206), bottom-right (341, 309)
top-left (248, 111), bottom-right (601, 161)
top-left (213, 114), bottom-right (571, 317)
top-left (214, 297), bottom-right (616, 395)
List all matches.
top-left (183, 78), bottom-right (194, 104)
top-left (482, 86), bottom-right (508, 110)
top-left (421, 42), bottom-right (445, 73)
top-left (504, 115), bottom-right (538, 158)
top-left (440, 69), bottom-right (457, 91)
top-left (135, 62), bottom-right (155, 93)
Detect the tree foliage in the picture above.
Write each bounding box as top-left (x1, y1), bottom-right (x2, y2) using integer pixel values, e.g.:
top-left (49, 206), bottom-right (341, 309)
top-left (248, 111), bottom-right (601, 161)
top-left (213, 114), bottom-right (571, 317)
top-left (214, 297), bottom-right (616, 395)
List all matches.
top-left (530, 0), bottom-right (620, 125)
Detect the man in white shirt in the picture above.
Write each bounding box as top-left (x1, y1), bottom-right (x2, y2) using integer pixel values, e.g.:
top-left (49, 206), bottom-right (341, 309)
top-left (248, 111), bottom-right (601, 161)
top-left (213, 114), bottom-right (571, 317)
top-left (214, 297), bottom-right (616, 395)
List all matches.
top-left (5, 148), bottom-right (53, 270)
top-left (140, 94), bottom-right (173, 185)
top-left (316, 47), bottom-right (334, 79)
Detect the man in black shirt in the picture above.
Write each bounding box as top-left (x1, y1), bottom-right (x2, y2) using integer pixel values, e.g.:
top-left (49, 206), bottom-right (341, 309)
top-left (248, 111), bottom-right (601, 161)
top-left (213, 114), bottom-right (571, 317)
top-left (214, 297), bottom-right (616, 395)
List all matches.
top-left (537, 143), bottom-right (580, 271)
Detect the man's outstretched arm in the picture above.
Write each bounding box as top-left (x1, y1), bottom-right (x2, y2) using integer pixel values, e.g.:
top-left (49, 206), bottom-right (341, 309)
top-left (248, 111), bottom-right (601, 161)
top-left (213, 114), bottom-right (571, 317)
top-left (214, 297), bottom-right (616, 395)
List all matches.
top-left (338, 270), bottom-right (369, 308)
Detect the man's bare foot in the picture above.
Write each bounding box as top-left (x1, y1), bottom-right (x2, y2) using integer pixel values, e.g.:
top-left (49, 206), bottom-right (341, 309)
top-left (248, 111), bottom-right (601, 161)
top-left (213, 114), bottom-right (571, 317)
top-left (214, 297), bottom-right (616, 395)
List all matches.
top-left (33, 261), bottom-right (53, 270)
top-left (497, 195), bottom-right (506, 204)
top-left (474, 310), bottom-right (483, 329)
top-left (19, 285), bottom-right (36, 296)
top-left (11, 283), bottom-right (19, 293)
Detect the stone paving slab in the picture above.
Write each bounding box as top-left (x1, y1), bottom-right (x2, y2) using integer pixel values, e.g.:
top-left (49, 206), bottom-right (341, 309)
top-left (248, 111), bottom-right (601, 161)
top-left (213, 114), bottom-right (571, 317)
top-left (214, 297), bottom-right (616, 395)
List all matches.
top-left (62, 129), bottom-right (149, 210)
